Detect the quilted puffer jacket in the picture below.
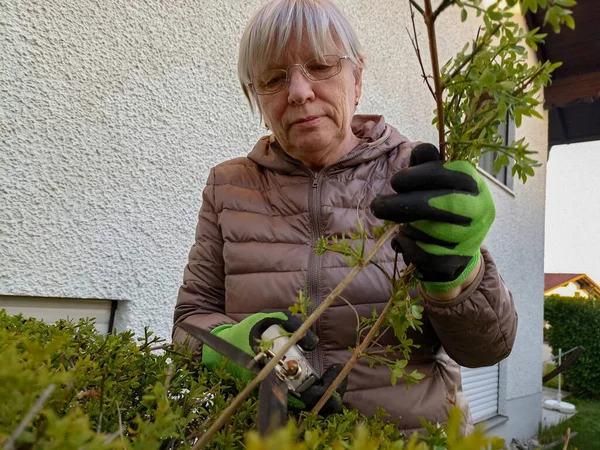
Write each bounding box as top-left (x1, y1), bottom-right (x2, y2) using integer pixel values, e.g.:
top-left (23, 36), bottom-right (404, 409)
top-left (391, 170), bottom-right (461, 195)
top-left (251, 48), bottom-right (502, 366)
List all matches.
top-left (173, 114), bottom-right (518, 434)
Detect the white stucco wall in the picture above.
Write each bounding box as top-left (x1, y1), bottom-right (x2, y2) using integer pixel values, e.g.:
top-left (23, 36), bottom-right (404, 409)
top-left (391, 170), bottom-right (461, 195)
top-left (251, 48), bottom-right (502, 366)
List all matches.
top-left (2, 0), bottom-right (546, 439)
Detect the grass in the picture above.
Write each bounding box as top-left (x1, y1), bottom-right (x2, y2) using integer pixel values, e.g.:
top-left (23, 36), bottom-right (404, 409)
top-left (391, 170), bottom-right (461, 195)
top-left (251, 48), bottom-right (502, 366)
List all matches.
top-left (543, 362), bottom-right (566, 390)
top-left (538, 396), bottom-right (600, 450)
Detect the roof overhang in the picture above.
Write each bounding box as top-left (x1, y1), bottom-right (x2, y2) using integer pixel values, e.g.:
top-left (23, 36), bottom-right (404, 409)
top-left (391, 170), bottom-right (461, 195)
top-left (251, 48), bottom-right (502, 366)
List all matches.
top-left (525, 0), bottom-right (600, 147)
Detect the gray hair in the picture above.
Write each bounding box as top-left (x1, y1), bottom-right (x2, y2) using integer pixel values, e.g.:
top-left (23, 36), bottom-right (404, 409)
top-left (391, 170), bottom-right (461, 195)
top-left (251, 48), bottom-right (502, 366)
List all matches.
top-left (238, 0), bottom-right (365, 113)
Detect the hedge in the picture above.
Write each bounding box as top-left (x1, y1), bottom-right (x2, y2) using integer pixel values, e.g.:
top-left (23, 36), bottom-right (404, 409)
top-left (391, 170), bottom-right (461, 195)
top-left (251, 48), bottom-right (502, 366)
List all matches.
top-left (0, 310), bottom-right (505, 449)
top-left (544, 295), bottom-right (600, 398)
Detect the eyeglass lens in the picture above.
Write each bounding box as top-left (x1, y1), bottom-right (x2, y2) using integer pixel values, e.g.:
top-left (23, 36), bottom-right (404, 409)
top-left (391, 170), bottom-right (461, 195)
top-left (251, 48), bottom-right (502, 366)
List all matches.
top-left (252, 55), bottom-right (342, 94)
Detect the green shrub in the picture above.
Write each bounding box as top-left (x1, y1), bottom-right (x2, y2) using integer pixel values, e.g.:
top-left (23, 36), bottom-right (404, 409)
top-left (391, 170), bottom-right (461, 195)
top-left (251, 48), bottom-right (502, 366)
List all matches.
top-left (544, 295), bottom-right (600, 398)
top-left (0, 311), bottom-right (503, 449)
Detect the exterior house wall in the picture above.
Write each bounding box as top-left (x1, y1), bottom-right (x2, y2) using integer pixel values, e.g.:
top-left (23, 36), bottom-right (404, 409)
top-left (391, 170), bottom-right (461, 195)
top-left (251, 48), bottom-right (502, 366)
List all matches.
top-left (482, 14), bottom-right (547, 440)
top-left (1, 0), bottom-right (546, 441)
top-left (545, 282), bottom-right (589, 298)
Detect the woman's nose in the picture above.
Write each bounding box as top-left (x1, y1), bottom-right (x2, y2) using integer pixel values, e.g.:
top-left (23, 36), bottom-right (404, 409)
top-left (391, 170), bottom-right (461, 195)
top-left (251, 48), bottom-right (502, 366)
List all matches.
top-left (287, 69), bottom-right (315, 105)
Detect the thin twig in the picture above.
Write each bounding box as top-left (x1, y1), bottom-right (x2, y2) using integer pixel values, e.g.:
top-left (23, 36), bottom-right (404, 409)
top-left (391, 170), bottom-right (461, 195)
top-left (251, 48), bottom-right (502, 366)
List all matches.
top-left (149, 343), bottom-right (173, 352)
top-left (562, 428), bottom-right (571, 450)
top-left (117, 402), bottom-right (126, 449)
top-left (434, 0), bottom-right (455, 19)
top-left (369, 260), bottom-right (394, 283)
top-left (409, 0), bottom-right (424, 15)
top-left (445, 23), bottom-right (502, 84)
top-left (190, 225), bottom-right (400, 449)
top-left (407, 2), bottom-right (436, 100)
top-left (4, 384), bottom-right (56, 450)
top-left (311, 295), bottom-right (396, 414)
top-left (165, 364), bottom-right (175, 393)
top-left (337, 294), bottom-right (363, 345)
top-left (97, 364), bottom-right (108, 433)
top-left (423, 0), bottom-right (446, 160)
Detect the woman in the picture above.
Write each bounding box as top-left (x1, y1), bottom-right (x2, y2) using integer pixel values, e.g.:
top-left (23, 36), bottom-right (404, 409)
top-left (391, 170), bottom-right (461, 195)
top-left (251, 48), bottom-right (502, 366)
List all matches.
top-left (173, 0), bottom-right (517, 436)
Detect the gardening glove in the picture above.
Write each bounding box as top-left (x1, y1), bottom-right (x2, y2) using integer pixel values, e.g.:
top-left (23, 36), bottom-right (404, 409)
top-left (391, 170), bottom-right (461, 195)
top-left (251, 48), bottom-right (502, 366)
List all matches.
top-left (202, 310), bottom-right (318, 381)
top-left (370, 143), bottom-right (496, 295)
top-left (202, 310), bottom-right (347, 415)
top-left (288, 363), bottom-right (348, 416)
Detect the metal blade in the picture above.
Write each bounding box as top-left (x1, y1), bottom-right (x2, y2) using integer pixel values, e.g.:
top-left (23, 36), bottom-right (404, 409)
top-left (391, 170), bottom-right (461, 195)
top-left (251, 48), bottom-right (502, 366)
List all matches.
top-left (258, 370), bottom-right (289, 435)
top-left (177, 322), bottom-right (262, 374)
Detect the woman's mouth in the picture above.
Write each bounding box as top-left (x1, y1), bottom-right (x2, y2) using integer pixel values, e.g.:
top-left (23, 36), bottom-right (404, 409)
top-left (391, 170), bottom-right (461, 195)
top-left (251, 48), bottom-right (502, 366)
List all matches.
top-left (292, 116), bottom-right (323, 126)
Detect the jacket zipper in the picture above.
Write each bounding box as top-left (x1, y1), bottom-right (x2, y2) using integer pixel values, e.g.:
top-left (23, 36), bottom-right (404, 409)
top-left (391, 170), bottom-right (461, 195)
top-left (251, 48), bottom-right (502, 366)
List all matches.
top-left (308, 172), bottom-right (324, 376)
top-left (269, 136), bottom-right (390, 376)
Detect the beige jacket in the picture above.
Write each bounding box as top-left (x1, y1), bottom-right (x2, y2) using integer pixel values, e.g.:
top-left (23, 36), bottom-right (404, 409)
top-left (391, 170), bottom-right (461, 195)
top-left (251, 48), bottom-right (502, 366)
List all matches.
top-left (173, 115), bottom-right (517, 434)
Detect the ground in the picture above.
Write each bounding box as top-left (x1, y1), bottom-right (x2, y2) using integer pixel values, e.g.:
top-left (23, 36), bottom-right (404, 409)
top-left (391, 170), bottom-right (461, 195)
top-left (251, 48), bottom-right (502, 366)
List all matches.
top-left (538, 394), bottom-right (600, 449)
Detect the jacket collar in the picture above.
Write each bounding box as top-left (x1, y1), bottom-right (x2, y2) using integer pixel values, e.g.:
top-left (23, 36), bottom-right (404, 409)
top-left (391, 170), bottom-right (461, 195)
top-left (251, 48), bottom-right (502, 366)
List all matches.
top-left (247, 114), bottom-right (409, 174)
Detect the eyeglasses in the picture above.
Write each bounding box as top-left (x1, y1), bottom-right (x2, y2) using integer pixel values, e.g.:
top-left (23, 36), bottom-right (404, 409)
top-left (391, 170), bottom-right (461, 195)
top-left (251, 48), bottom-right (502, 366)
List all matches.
top-left (248, 55), bottom-right (350, 95)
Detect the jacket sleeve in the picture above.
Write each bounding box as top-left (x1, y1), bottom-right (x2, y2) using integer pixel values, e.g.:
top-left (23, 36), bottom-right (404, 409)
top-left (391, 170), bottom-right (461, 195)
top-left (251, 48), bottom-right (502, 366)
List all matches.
top-left (421, 247), bottom-right (518, 368)
top-left (172, 168), bottom-right (236, 356)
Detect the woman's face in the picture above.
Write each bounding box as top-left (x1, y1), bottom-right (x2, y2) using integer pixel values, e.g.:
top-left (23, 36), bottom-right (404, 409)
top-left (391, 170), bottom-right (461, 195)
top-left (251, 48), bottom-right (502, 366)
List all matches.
top-left (256, 39), bottom-right (363, 170)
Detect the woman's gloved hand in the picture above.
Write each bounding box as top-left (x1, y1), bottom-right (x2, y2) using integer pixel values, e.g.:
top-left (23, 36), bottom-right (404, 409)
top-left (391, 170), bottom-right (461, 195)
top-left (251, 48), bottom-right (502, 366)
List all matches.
top-left (202, 310), bottom-right (347, 415)
top-left (370, 143), bottom-right (496, 295)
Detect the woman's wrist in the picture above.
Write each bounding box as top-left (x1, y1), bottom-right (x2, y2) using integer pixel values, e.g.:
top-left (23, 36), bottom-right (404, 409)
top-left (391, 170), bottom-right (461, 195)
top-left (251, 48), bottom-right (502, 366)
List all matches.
top-left (424, 258), bottom-right (483, 302)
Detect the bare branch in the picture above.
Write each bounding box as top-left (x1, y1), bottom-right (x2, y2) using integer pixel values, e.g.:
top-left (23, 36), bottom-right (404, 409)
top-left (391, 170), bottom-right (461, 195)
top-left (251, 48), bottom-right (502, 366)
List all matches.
top-left (434, 0), bottom-right (455, 19)
top-left (191, 225), bottom-right (400, 449)
top-left (407, 2), bottom-right (436, 100)
top-left (311, 296), bottom-right (395, 414)
top-left (563, 428), bottom-right (571, 450)
top-left (97, 364), bottom-right (108, 434)
top-left (423, 0), bottom-right (447, 159)
top-left (337, 294), bottom-right (362, 345)
top-left (409, 0), bottom-right (424, 15)
top-left (4, 384), bottom-right (56, 450)
top-left (149, 344), bottom-right (173, 352)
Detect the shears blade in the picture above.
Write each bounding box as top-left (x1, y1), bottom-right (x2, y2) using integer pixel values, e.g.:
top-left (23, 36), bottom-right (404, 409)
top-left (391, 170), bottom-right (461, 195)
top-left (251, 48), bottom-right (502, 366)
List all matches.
top-left (177, 322), bottom-right (263, 374)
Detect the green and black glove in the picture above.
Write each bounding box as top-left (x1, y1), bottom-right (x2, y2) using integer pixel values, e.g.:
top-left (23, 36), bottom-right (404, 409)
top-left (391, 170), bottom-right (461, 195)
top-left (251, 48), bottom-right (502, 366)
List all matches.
top-left (370, 143), bottom-right (495, 294)
top-left (202, 310), bottom-right (347, 415)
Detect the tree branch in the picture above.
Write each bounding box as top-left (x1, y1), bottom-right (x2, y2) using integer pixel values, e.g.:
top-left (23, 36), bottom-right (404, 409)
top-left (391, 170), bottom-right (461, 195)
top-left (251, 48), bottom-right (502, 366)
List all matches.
top-left (190, 225), bottom-right (400, 449)
top-left (311, 294), bottom-right (395, 415)
top-left (409, 0), bottom-right (424, 15)
top-left (423, 0), bottom-right (446, 160)
top-left (4, 385), bottom-right (56, 450)
top-left (434, 0), bottom-right (455, 19)
top-left (407, 2), bottom-right (436, 100)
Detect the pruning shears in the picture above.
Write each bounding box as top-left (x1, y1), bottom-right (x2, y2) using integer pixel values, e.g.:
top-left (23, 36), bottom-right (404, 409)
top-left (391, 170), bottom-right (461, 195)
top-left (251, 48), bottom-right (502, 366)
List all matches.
top-left (177, 322), bottom-right (318, 435)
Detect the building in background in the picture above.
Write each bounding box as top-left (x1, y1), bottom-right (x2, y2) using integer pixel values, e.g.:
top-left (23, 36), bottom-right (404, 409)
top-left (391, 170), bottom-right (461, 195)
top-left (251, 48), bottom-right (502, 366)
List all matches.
top-left (544, 273), bottom-right (600, 299)
top-left (3, 0), bottom-right (596, 442)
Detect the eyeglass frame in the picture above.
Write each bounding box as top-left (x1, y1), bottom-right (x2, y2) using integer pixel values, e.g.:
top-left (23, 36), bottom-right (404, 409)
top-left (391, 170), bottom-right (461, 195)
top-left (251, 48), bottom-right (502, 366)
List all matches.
top-left (247, 55), bottom-right (351, 95)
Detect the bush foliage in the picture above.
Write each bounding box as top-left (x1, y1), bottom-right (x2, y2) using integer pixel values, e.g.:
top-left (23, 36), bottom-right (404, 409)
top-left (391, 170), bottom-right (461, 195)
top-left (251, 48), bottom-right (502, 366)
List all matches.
top-left (544, 295), bottom-right (600, 398)
top-left (0, 311), bottom-right (506, 449)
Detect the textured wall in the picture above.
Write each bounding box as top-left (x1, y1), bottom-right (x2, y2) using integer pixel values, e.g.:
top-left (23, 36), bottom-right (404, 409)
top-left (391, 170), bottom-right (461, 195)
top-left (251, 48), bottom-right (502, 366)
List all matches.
top-left (2, 1), bottom-right (545, 433)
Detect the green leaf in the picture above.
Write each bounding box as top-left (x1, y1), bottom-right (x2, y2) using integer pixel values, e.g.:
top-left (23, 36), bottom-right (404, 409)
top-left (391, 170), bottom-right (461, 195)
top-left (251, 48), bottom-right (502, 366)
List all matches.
top-left (564, 14), bottom-right (575, 30)
top-left (480, 70), bottom-right (496, 86)
top-left (461, 8), bottom-right (467, 22)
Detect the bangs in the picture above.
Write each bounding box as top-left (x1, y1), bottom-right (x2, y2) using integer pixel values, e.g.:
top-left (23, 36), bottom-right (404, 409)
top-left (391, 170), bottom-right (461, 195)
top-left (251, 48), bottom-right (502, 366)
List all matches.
top-left (239, 0), bottom-right (364, 113)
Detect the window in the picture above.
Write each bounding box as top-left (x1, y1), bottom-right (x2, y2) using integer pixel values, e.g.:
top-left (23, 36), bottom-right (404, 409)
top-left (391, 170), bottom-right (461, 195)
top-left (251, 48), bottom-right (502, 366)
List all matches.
top-left (478, 117), bottom-right (515, 190)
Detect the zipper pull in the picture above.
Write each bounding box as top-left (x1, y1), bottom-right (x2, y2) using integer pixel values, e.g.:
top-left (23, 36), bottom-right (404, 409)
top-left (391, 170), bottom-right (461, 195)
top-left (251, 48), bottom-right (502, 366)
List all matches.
top-left (312, 176), bottom-right (319, 188)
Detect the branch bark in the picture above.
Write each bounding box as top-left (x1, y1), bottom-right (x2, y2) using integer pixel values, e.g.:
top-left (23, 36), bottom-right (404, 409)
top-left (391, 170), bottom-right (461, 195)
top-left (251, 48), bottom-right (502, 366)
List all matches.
top-left (311, 295), bottom-right (395, 415)
top-left (423, 0), bottom-right (446, 160)
top-left (191, 225), bottom-right (400, 449)
top-left (407, 2), bottom-right (436, 100)
top-left (4, 385), bottom-right (56, 450)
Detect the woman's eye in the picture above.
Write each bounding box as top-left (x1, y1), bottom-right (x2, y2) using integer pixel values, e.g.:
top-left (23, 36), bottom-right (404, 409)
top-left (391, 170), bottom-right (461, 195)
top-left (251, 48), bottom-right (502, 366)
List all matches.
top-left (308, 64), bottom-right (330, 72)
top-left (264, 75), bottom-right (285, 86)
top-left (267, 77), bottom-right (284, 84)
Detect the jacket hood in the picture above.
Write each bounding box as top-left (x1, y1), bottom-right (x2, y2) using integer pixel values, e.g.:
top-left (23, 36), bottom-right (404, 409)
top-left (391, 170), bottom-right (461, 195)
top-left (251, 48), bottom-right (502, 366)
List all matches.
top-left (247, 114), bottom-right (410, 174)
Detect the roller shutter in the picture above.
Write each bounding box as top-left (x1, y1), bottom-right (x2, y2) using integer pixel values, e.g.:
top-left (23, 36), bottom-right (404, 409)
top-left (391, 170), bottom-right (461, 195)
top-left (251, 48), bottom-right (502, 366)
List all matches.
top-left (0, 296), bottom-right (114, 335)
top-left (461, 364), bottom-right (499, 423)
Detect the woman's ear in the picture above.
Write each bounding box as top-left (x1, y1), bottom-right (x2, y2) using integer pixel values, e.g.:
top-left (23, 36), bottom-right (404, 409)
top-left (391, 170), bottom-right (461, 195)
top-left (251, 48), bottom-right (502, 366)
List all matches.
top-left (354, 57), bottom-right (364, 101)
